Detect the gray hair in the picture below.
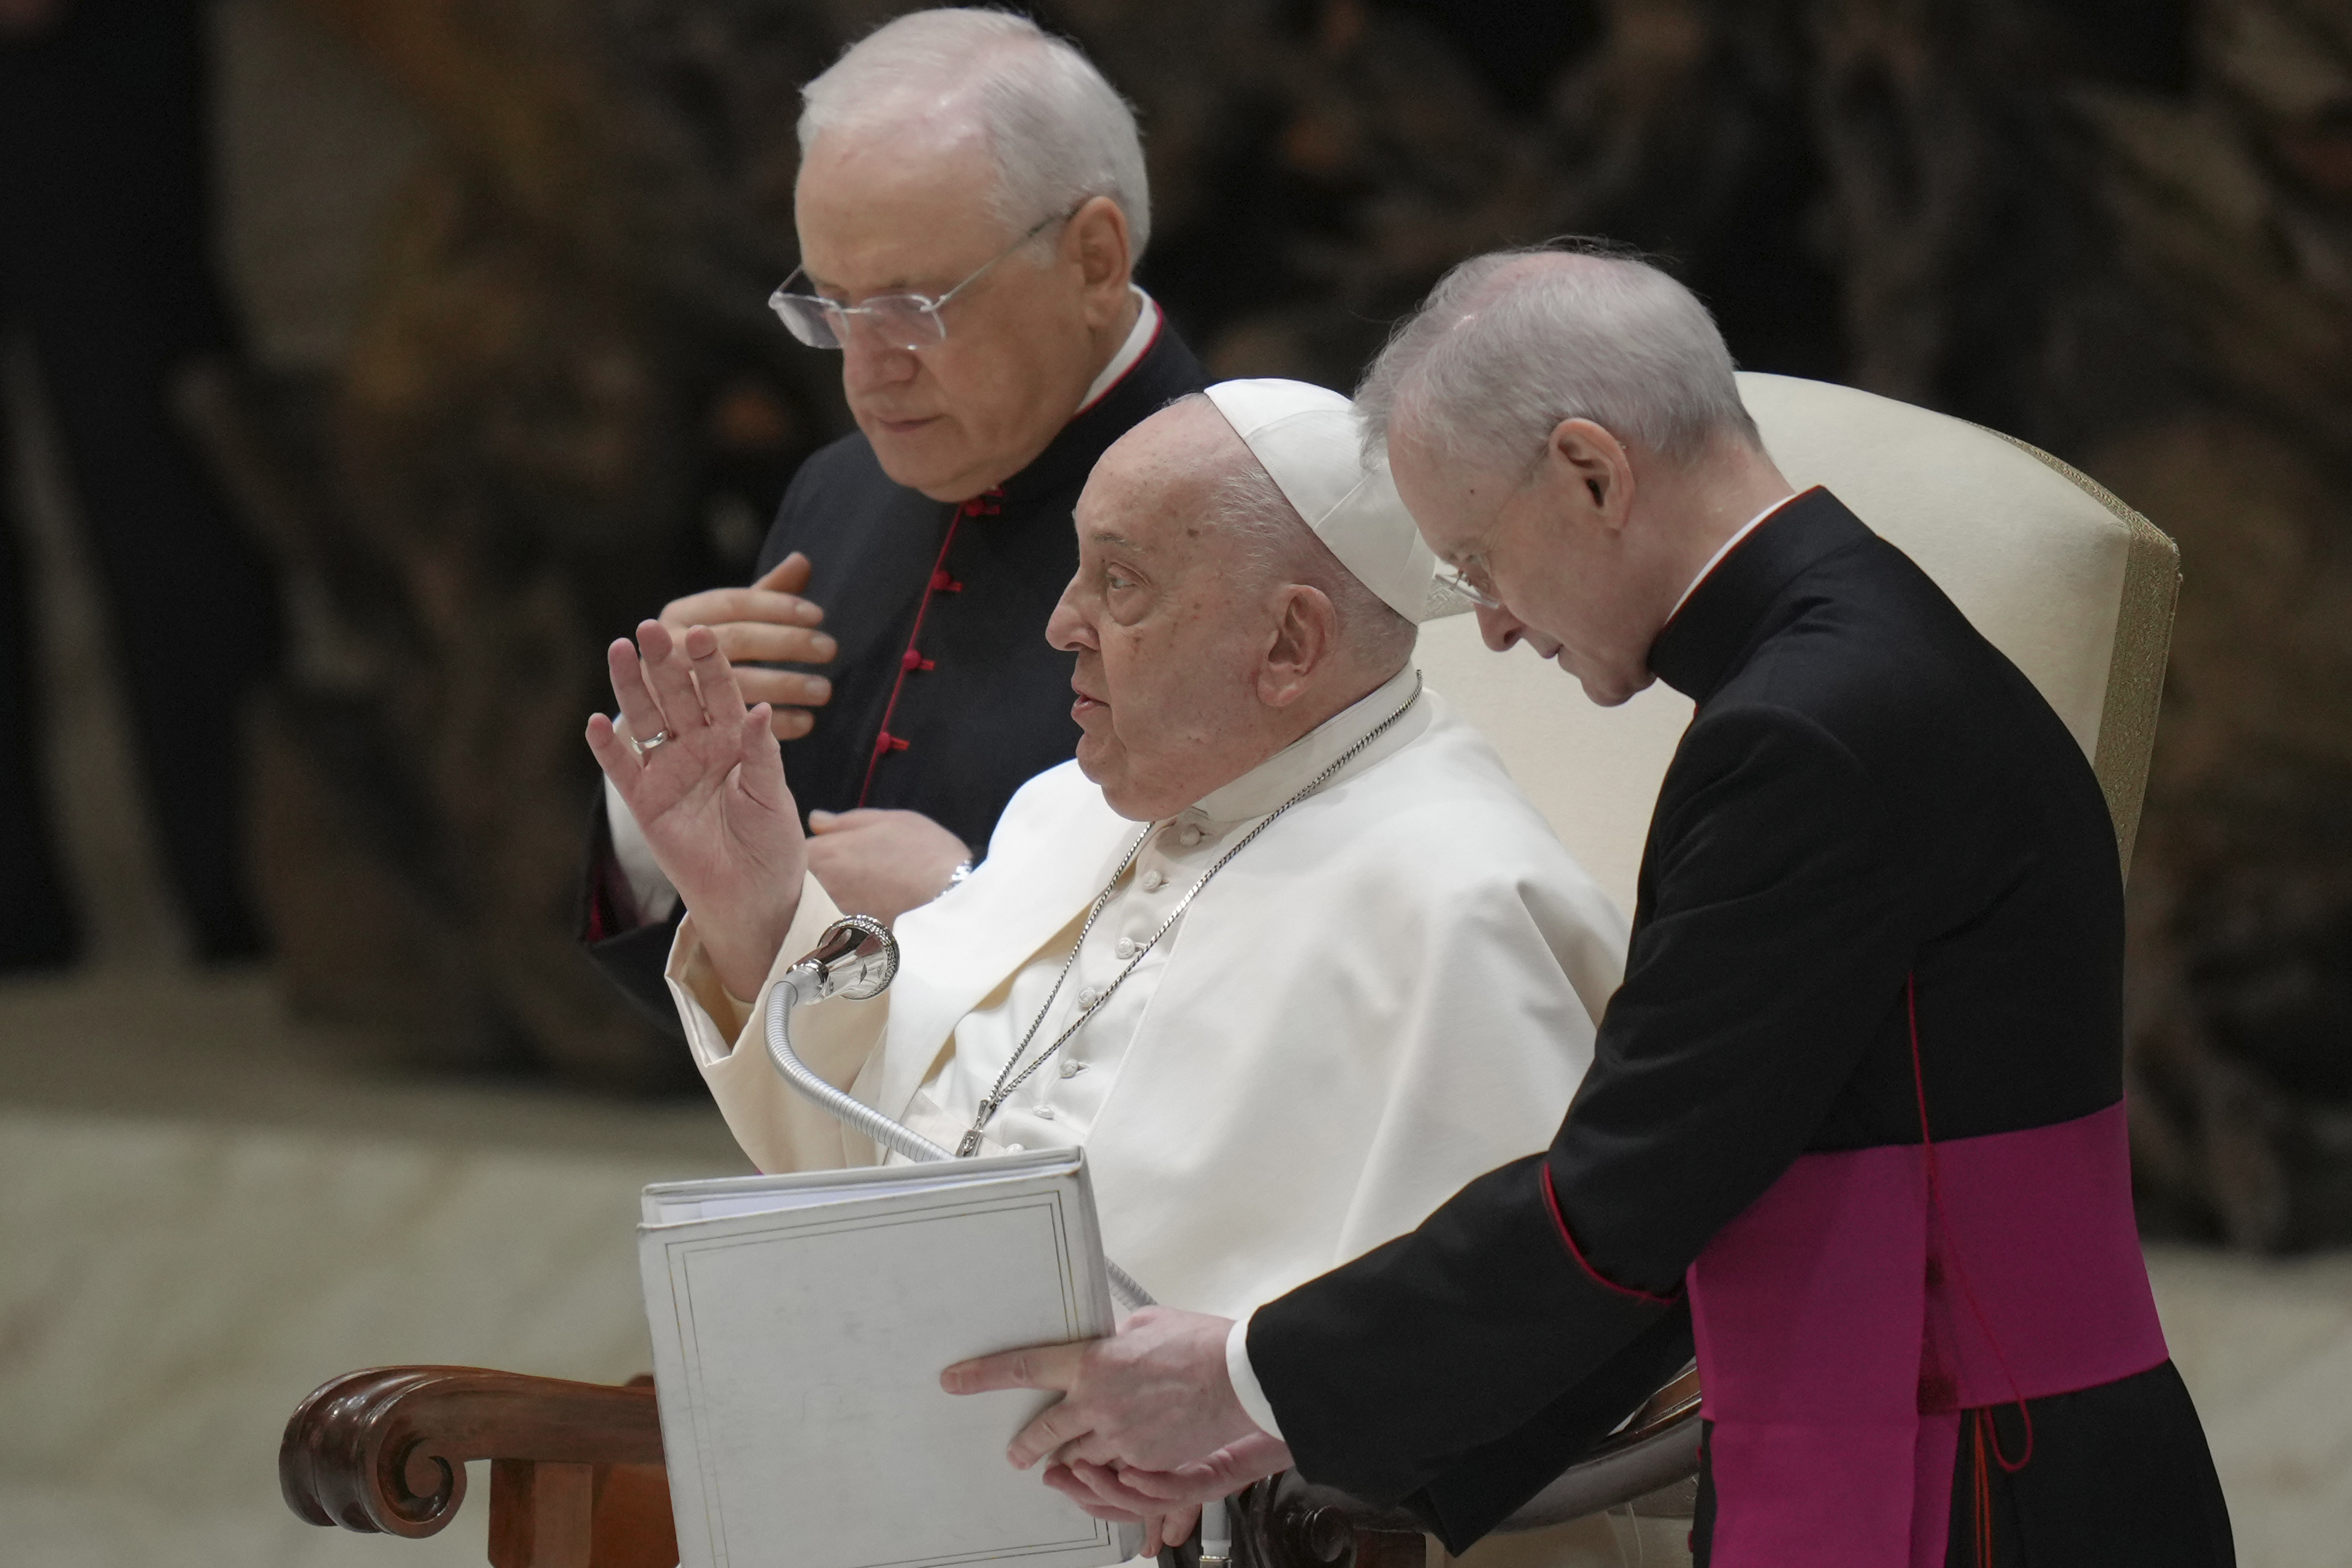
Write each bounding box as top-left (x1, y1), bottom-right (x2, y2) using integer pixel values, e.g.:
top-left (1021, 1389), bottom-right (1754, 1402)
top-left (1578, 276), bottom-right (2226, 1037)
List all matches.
top-left (799, 9), bottom-right (1152, 257)
top-left (1191, 405), bottom-right (1417, 674)
top-left (1357, 242), bottom-right (1760, 478)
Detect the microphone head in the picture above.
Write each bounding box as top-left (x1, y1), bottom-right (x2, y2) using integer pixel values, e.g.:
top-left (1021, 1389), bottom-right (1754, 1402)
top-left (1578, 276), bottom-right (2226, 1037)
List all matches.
top-left (806, 913), bottom-right (898, 1000)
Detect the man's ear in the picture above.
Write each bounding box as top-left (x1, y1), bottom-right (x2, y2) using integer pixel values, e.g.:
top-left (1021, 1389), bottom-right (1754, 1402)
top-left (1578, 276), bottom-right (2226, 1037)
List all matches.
top-left (1258, 584), bottom-right (1338, 708)
top-left (1068, 196), bottom-right (1133, 324)
top-left (1540, 417), bottom-right (1637, 535)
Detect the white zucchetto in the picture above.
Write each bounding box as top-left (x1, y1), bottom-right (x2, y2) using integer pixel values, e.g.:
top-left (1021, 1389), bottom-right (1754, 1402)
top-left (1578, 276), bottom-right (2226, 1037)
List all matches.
top-left (1204, 378), bottom-right (1468, 622)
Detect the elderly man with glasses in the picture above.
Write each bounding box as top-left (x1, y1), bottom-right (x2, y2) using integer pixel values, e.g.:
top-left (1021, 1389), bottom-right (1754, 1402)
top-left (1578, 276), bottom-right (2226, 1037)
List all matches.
top-left (952, 247), bottom-right (2230, 1568)
top-left (583, 9), bottom-right (1205, 1031)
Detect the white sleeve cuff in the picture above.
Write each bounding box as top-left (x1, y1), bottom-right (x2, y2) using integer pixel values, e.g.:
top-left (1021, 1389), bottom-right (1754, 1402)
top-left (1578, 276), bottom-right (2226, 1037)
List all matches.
top-left (604, 775), bottom-right (679, 924)
top-left (1224, 1312), bottom-right (1283, 1441)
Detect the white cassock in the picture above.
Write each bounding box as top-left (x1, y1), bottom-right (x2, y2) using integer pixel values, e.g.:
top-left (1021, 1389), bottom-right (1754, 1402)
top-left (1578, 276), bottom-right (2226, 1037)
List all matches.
top-left (663, 661), bottom-right (1627, 1321)
top-left (653, 376), bottom-right (1677, 1566)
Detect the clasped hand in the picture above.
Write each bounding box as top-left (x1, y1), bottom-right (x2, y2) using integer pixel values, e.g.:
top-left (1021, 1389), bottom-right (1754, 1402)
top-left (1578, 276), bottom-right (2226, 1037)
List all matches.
top-left (940, 1307), bottom-right (1296, 1549)
top-left (662, 553), bottom-right (837, 741)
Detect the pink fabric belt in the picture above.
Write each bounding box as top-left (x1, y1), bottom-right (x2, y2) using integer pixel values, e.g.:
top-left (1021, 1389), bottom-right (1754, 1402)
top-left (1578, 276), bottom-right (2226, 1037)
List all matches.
top-left (1686, 1099), bottom-right (2167, 1567)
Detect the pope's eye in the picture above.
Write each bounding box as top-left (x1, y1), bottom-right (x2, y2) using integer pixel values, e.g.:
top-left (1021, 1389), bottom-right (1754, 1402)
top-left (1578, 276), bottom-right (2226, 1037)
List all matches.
top-left (1105, 568), bottom-right (1136, 592)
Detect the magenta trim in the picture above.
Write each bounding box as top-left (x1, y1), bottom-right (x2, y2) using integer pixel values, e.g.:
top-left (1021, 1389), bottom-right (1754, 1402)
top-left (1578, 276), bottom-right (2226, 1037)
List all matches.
top-left (1541, 1163), bottom-right (1679, 1307)
top-left (1686, 1101), bottom-right (2166, 1567)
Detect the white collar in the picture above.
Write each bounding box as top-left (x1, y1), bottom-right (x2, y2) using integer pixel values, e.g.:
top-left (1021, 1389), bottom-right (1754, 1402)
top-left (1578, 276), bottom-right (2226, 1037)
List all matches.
top-left (1667, 490), bottom-right (1800, 621)
top-left (1186, 663), bottom-right (1424, 827)
top-left (1076, 287), bottom-right (1161, 414)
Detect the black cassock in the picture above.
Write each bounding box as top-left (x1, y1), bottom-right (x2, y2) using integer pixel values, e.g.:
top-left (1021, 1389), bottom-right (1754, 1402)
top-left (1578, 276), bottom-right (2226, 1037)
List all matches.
top-left (582, 321), bottom-right (1205, 1032)
top-left (1247, 492), bottom-right (2233, 1566)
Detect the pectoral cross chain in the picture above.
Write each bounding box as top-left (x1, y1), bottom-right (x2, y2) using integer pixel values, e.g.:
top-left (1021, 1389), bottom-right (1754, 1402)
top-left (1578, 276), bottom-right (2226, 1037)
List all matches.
top-left (953, 675), bottom-right (1425, 1160)
top-left (956, 1099), bottom-right (1002, 1158)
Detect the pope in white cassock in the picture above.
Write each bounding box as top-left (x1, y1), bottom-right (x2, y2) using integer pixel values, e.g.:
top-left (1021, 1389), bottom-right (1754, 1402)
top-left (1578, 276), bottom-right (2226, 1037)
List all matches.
top-left (587, 379), bottom-right (1630, 1559)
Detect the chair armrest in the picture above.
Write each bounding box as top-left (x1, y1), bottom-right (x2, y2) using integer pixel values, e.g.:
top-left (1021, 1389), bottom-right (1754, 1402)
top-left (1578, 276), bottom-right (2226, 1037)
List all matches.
top-left (280, 1366), bottom-right (663, 1539)
top-left (1235, 1362), bottom-right (1704, 1568)
top-left (1490, 1361), bottom-right (1702, 1530)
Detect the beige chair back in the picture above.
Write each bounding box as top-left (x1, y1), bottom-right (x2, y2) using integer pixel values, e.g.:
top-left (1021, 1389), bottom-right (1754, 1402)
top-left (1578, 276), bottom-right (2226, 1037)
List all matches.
top-left (1415, 372), bottom-right (2180, 916)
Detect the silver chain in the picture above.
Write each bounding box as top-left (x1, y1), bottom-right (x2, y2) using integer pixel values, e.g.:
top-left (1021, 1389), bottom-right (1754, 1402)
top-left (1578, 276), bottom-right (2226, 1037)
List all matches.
top-left (955, 674), bottom-right (1425, 1157)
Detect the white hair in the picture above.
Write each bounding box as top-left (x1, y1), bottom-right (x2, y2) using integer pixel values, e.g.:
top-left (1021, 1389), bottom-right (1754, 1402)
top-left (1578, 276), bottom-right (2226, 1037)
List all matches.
top-left (1186, 400), bottom-right (1416, 673)
top-left (798, 9), bottom-right (1152, 257)
top-left (1357, 243), bottom-right (1760, 478)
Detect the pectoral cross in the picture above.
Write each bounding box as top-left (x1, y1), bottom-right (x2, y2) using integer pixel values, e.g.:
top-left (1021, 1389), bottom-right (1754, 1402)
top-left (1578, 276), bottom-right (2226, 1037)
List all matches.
top-left (956, 1098), bottom-right (1002, 1158)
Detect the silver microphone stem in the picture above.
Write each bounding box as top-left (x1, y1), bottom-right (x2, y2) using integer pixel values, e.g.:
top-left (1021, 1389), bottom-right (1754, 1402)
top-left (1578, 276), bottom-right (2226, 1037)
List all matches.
top-left (763, 918), bottom-right (1155, 1313)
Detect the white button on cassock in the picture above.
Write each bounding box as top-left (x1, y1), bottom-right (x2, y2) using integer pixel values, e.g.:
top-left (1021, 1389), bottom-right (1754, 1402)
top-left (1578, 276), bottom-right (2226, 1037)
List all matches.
top-left (1114, 937), bottom-right (1138, 960)
top-left (1180, 825), bottom-right (1204, 846)
top-left (1034, 1104), bottom-right (1056, 1120)
top-left (1060, 1059), bottom-right (1086, 1078)
top-left (1141, 869), bottom-right (1166, 892)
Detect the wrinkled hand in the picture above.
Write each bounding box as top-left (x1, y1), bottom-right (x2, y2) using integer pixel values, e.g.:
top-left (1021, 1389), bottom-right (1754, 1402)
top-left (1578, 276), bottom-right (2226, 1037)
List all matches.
top-left (805, 808), bottom-right (971, 924)
top-left (1050, 1434), bottom-right (1295, 1514)
top-left (1145, 1504), bottom-right (1202, 1558)
top-left (1042, 1477), bottom-right (1200, 1559)
top-left (661, 553), bottom-right (836, 741)
top-left (586, 620), bottom-right (806, 998)
top-left (940, 1308), bottom-right (1282, 1482)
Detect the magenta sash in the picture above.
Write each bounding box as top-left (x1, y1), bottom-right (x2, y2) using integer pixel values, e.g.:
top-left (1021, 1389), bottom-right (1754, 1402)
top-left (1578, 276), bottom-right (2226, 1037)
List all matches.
top-left (1685, 1100), bottom-right (2168, 1566)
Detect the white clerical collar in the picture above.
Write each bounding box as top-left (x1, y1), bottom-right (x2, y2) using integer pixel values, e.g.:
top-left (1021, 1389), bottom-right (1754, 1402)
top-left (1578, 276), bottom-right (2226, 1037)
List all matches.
top-left (1187, 662), bottom-right (1426, 827)
top-left (1667, 490), bottom-right (1800, 622)
top-left (1075, 287), bottom-right (1161, 414)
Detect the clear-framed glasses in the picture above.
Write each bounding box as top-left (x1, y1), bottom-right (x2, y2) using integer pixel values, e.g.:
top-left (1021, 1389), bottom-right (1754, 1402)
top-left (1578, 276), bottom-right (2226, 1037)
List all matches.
top-left (1437, 559), bottom-right (1503, 611)
top-left (768, 208), bottom-right (1073, 353)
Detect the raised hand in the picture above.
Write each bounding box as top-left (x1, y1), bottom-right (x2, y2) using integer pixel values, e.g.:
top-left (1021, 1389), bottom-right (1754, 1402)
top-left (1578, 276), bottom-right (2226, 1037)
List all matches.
top-left (586, 619), bottom-right (808, 998)
top-left (661, 552), bottom-right (837, 740)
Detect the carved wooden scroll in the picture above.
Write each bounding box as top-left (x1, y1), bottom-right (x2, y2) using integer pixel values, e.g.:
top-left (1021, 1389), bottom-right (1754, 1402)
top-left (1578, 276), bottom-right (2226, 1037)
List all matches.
top-left (279, 1365), bottom-right (668, 1567)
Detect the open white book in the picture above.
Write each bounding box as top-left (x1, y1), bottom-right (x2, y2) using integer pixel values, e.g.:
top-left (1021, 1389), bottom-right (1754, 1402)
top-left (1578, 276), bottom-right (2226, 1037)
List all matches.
top-left (638, 1147), bottom-right (1145, 1568)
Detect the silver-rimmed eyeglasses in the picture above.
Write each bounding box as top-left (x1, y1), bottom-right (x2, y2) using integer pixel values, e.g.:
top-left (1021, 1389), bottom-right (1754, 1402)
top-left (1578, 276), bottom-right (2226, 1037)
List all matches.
top-left (1437, 560), bottom-right (1503, 611)
top-left (768, 208), bottom-right (1072, 353)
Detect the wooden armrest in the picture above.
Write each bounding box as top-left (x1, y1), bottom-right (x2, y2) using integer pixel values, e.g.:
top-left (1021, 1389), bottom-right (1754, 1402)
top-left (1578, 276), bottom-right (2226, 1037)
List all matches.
top-left (1235, 1362), bottom-right (1704, 1568)
top-left (280, 1361), bottom-right (1699, 1568)
top-left (280, 1367), bottom-right (662, 1540)
top-left (1492, 1360), bottom-right (1701, 1530)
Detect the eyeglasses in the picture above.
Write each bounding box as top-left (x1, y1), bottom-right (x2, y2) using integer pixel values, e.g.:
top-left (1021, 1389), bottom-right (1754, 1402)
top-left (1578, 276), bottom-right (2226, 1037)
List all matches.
top-left (768, 209), bottom-right (1072, 353)
top-left (1437, 559), bottom-right (1503, 611)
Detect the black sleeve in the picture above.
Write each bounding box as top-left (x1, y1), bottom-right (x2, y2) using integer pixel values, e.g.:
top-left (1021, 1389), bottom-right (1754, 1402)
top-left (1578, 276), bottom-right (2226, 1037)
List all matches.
top-left (753, 451), bottom-right (830, 576)
top-left (575, 786), bottom-right (688, 1045)
top-left (1249, 705), bottom-right (1915, 1509)
top-left (575, 456), bottom-right (831, 1040)
top-left (1408, 1301), bottom-right (1696, 1551)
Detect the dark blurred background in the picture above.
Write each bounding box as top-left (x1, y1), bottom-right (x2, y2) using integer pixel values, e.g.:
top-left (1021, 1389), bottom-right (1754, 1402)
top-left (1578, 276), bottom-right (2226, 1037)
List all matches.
top-left (7, 0), bottom-right (2352, 1259)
